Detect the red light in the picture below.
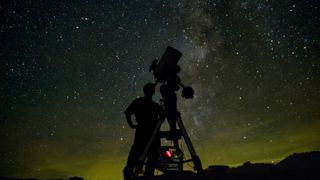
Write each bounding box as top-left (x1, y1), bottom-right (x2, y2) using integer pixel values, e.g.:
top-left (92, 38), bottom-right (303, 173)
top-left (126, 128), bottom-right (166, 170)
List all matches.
top-left (164, 150), bottom-right (173, 158)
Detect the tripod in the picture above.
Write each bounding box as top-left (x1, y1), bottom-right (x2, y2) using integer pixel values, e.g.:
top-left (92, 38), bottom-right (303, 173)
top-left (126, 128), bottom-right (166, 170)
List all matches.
top-left (133, 83), bottom-right (203, 178)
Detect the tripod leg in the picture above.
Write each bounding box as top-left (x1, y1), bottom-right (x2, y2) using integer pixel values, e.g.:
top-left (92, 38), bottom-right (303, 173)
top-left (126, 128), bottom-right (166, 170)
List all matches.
top-left (176, 116), bottom-right (203, 173)
top-left (133, 118), bottom-right (164, 178)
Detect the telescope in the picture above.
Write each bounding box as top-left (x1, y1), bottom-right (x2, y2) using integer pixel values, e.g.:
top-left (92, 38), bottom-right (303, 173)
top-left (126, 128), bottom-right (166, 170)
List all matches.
top-left (149, 46), bottom-right (194, 99)
top-left (133, 46), bottom-right (203, 177)
top-left (150, 46), bottom-right (182, 81)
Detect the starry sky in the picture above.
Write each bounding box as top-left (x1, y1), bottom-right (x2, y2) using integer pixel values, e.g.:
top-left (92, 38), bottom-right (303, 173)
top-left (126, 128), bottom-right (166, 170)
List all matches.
top-left (1, 0), bottom-right (320, 179)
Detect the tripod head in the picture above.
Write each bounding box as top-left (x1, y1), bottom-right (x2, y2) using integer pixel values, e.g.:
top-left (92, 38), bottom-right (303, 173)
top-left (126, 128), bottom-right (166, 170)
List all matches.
top-left (149, 46), bottom-right (194, 99)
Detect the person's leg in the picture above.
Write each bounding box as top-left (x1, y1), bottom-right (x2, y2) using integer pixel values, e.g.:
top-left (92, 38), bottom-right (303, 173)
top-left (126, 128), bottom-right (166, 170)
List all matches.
top-left (123, 144), bottom-right (140, 180)
top-left (144, 139), bottom-right (160, 176)
top-left (124, 128), bottom-right (147, 179)
top-left (145, 157), bottom-right (156, 176)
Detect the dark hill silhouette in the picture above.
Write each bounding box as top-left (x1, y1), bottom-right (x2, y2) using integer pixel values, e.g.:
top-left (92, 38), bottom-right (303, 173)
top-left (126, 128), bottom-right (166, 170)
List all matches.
top-left (1, 151), bottom-right (319, 180)
top-left (138, 151), bottom-right (320, 180)
top-left (277, 151), bottom-right (320, 169)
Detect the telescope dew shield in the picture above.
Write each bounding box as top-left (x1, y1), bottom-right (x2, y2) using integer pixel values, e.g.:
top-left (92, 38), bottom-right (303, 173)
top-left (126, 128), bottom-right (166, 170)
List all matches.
top-left (155, 46), bottom-right (182, 80)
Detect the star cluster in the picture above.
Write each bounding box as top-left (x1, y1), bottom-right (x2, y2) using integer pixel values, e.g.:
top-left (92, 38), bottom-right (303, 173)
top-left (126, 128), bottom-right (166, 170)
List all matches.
top-left (1, 0), bottom-right (319, 179)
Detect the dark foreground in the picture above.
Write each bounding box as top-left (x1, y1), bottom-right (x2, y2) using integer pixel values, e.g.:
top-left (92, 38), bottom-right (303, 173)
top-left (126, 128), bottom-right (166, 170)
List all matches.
top-left (139, 151), bottom-right (320, 180)
top-left (1, 151), bottom-right (319, 180)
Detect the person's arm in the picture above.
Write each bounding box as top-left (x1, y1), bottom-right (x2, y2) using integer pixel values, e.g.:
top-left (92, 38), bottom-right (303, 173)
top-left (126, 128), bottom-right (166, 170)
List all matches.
top-left (125, 101), bottom-right (137, 129)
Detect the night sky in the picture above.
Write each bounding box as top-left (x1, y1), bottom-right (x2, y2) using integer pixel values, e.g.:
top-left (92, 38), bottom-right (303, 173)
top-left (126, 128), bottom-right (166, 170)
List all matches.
top-left (1, 0), bottom-right (320, 179)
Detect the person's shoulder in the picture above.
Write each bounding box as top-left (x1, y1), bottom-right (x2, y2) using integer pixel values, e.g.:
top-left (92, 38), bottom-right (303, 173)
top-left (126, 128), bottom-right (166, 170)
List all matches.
top-left (136, 96), bottom-right (145, 101)
top-left (132, 97), bottom-right (145, 103)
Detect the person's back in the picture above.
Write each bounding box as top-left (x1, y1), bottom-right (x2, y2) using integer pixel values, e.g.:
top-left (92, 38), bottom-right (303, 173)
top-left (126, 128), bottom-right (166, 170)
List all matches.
top-left (128, 96), bottom-right (161, 130)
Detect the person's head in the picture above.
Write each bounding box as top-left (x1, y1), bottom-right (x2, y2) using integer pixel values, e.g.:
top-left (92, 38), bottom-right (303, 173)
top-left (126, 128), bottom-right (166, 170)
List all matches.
top-left (143, 82), bottom-right (155, 98)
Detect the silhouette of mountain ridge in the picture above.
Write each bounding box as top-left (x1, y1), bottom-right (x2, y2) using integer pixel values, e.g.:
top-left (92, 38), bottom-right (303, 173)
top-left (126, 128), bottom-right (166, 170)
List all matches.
top-left (138, 151), bottom-right (320, 180)
top-left (1, 151), bottom-right (319, 180)
top-left (277, 151), bottom-right (320, 169)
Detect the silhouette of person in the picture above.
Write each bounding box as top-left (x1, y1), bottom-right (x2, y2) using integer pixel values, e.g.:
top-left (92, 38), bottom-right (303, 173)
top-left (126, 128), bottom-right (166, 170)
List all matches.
top-left (123, 82), bottom-right (164, 180)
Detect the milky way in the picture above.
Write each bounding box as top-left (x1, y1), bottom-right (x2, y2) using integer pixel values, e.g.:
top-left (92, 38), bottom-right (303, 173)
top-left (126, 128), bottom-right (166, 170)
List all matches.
top-left (1, 0), bottom-right (319, 179)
